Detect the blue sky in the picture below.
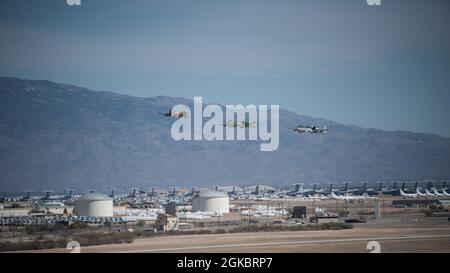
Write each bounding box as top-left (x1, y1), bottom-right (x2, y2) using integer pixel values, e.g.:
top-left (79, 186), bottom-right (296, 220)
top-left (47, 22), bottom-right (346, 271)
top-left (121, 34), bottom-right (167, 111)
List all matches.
top-left (0, 0), bottom-right (449, 136)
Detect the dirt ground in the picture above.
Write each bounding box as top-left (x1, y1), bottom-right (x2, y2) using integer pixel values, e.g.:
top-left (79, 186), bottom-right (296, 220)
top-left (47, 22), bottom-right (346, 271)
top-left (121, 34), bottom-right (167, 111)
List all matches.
top-left (25, 225), bottom-right (450, 253)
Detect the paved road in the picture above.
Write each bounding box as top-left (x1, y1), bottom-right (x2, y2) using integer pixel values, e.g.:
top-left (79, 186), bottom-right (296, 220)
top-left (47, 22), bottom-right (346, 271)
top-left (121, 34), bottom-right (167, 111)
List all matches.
top-left (113, 234), bottom-right (450, 253)
top-left (21, 228), bottom-right (450, 253)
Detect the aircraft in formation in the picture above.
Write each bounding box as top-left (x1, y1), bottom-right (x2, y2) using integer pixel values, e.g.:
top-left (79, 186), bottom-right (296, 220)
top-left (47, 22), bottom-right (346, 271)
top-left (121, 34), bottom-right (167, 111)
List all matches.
top-left (159, 108), bottom-right (328, 135)
top-left (291, 125), bottom-right (328, 134)
top-left (223, 120), bottom-right (257, 128)
top-left (159, 109), bottom-right (188, 118)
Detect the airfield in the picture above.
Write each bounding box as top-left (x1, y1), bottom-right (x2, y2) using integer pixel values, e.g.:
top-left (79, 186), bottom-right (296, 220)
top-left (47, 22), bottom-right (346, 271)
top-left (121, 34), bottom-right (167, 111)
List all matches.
top-left (26, 226), bottom-right (450, 253)
top-left (18, 195), bottom-right (450, 253)
top-left (2, 182), bottom-right (450, 253)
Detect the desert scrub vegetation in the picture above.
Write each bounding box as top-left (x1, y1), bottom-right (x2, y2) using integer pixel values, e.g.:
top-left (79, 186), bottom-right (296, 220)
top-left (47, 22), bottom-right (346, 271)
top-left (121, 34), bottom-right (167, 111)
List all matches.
top-left (0, 231), bottom-right (136, 252)
top-left (227, 222), bottom-right (353, 233)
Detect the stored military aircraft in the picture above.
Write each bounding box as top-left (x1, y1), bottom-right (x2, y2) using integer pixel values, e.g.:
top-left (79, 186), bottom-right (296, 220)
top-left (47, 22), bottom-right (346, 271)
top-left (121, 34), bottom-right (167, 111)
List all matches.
top-left (291, 125), bottom-right (328, 134)
top-left (159, 109), bottom-right (188, 118)
top-left (224, 120), bottom-right (256, 128)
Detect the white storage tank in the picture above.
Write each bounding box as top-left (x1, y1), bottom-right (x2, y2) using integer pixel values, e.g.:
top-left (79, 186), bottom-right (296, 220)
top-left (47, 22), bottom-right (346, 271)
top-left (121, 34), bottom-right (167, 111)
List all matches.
top-left (74, 193), bottom-right (113, 217)
top-left (192, 190), bottom-right (229, 213)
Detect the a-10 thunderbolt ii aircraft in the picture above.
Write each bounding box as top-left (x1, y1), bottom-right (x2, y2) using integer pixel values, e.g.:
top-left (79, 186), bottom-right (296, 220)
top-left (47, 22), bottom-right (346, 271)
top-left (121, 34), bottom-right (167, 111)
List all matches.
top-left (159, 109), bottom-right (188, 118)
top-left (291, 125), bottom-right (328, 134)
top-left (224, 120), bottom-right (257, 128)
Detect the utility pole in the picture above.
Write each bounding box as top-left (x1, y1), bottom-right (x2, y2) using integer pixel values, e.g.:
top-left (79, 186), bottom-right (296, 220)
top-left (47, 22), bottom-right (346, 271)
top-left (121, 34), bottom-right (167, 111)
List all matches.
top-left (248, 202), bottom-right (251, 223)
top-left (281, 201), bottom-right (284, 221)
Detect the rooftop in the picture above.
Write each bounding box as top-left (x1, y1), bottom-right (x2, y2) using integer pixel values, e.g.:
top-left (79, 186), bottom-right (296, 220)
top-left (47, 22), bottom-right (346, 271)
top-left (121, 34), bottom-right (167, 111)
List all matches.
top-left (78, 193), bottom-right (112, 201)
top-left (196, 190), bottom-right (228, 198)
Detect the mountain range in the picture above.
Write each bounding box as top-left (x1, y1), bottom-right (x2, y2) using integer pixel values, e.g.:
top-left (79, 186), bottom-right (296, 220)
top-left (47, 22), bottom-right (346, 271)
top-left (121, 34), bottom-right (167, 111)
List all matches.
top-left (1, 76), bottom-right (449, 192)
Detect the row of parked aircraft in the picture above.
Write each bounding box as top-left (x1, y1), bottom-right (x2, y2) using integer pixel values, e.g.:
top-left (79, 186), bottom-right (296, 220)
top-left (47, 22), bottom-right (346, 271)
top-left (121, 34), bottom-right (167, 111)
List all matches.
top-left (211, 181), bottom-right (449, 202)
top-left (282, 181), bottom-right (449, 197)
top-left (2, 180), bottom-right (448, 205)
top-left (221, 181), bottom-right (449, 201)
top-left (0, 189), bottom-right (80, 203)
top-left (399, 188), bottom-right (450, 198)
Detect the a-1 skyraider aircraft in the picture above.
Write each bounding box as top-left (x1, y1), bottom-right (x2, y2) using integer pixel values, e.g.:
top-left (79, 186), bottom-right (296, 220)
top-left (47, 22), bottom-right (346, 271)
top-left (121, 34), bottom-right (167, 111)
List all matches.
top-left (291, 125), bottom-right (328, 134)
top-left (159, 109), bottom-right (188, 118)
top-left (223, 120), bottom-right (257, 128)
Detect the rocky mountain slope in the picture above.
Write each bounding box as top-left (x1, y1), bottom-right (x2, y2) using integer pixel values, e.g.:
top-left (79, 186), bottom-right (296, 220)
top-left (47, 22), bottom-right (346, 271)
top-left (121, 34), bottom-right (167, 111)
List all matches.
top-left (1, 76), bottom-right (449, 191)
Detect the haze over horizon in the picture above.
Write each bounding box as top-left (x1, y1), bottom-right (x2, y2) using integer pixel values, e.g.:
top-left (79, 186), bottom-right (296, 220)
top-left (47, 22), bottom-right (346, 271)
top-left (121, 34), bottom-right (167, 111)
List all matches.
top-left (1, 0), bottom-right (449, 137)
top-left (2, 76), bottom-right (450, 192)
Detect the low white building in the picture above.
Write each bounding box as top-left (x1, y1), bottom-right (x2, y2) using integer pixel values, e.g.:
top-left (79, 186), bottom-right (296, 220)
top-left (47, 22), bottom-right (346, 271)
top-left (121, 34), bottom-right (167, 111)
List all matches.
top-left (40, 201), bottom-right (69, 215)
top-left (0, 209), bottom-right (29, 218)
